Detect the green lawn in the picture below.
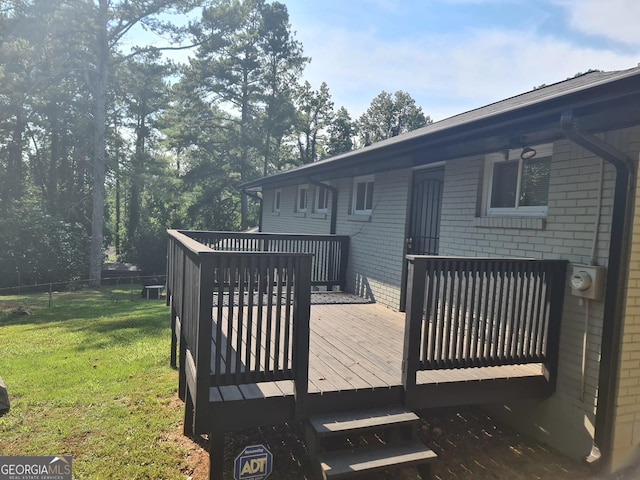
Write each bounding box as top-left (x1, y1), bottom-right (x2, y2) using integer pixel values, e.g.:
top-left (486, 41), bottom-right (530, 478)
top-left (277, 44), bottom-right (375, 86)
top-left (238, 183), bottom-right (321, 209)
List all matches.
top-left (0, 286), bottom-right (186, 479)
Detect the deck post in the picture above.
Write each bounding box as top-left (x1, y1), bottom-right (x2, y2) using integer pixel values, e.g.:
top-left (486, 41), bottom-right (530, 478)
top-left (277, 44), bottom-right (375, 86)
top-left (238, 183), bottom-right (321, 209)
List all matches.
top-left (339, 237), bottom-right (349, 291)
top-left (402, 257), bottom-right (426, 408)
top-left (178, 318), bottom-right (187, 401)
top-left (183, 386), bottom-right (194, 437)
top-left (544, 261), bottom-right (568, 392)
top-left (293, 255), bottom-right (312, 420)
top-left (170, 304), bottom-right (177, 369)
top-left (208, 431), bottom-right (225, 480)
top-left (193, 254), bottom-right (214, 434)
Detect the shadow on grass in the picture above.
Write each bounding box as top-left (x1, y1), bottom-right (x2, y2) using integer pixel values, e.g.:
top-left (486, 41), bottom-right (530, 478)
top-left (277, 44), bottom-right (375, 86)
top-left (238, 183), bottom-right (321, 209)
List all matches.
top-left (0, 287), bottom-right (171, 350)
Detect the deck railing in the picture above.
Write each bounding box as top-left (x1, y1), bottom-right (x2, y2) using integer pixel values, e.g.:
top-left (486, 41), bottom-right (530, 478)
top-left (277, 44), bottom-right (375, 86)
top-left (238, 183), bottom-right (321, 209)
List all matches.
top-left (181, 231), bottom-right (349, 290)
top-left (402, 256), bottom-right (567, 394)
top-left (167, 230), bottom-right (312, 434)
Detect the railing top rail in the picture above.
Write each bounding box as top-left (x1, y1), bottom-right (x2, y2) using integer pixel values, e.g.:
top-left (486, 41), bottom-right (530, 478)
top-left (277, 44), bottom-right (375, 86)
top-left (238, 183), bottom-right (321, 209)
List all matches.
top-left (209, 251), bottom-right (315, 258)
top-left (407, 255), bottom-right (569, 264)
top-left (168, 229), bottom-right (214, 255)
top-left (168, 231), bottom-right (317, 259)
top-left (180, 230), bottom-right (349, 240)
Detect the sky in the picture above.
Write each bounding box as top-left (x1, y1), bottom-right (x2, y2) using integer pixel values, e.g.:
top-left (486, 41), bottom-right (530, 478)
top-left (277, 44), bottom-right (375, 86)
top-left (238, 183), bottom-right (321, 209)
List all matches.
top-left (281, 0), bottom-right (640, 121)
top-left (141, 0), bottom-right (640, 122)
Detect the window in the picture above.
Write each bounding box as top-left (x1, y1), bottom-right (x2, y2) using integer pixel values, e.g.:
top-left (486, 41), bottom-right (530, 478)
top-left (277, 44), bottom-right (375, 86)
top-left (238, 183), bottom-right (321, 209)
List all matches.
top-left (485, 145), bottom-right (552, 216)
top-left (297, 185), bottom-right (308, 212)
top-left (272, 189), bottom-right (281, 212)
top-left (353, 175), bottom-right (374, 214)
top-left (315, 185), bottom-right (329, 212)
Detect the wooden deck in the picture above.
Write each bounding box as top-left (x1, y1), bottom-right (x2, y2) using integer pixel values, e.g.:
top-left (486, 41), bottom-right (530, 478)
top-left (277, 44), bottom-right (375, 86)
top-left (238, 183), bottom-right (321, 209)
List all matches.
top-left (206, 293), bottom-right (550, 432)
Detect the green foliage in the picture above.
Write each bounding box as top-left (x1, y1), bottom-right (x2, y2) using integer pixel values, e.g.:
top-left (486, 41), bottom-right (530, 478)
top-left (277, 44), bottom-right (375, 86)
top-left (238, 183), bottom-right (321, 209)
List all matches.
top-left (326, 106), bottom-right (354, 157)
top-left (294, 81), bottom-right (334, 163)
top-left (0, 202), bottom-right (89, 288)
top-left (357, 90), bottom-right (431, 145)
top-left (0, 0), bottom-right (432, 284)
top-left (120, 221), bottom-right (168, 276)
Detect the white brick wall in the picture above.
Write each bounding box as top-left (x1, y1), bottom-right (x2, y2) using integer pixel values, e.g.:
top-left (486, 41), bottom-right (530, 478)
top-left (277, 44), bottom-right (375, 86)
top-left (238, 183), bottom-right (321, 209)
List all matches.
top-left (262, 169), bottom-right (412, 308)
top-left (262, 185), bottom-right (332, 235)
top-left (334, 170), bottom-right (411, 308)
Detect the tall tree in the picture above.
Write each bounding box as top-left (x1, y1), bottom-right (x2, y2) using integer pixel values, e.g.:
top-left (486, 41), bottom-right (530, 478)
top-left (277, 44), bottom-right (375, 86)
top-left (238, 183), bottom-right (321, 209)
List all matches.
top-left (185, 0), bottom-right (305, 228)
top-left (82, 0), bottom-right (201, 286)
top-left (326, 106), bottom-right (354, 157)
top-left (294, 81), bottom-right (334, 164)
top-left (357, 90), bottom-right (431, 146)
top-left (116, 51), bottom-right (174, 244)
top-left (258, 1), bottom-right (307, 176)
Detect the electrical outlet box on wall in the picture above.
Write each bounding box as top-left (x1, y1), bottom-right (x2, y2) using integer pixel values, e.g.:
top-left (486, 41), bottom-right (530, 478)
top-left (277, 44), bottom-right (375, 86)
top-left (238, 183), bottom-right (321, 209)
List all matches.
top-left (570, 264), bottom-right (606, 301)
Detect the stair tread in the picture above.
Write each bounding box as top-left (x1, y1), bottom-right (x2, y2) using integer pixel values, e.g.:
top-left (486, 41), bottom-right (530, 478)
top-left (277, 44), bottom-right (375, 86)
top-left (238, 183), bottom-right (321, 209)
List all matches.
top-left (318, 440), bottom-right (437, 478)
top-left (309, 407), bottom-right (419, 436)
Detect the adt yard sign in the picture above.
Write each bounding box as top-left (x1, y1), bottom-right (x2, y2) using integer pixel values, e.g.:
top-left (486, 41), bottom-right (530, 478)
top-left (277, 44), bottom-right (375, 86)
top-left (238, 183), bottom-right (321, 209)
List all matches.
top-left (234, 444), bottom-right (273, 480)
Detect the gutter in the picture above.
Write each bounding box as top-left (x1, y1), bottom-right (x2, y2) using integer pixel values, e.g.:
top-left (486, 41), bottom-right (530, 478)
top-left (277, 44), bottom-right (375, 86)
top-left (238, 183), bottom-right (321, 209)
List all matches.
top-left (308, 178), bottom-right (338, 235)
top-left (242, 189), bottom-right (263, 232)
top-left (560, 111), bottom-right (636, 466)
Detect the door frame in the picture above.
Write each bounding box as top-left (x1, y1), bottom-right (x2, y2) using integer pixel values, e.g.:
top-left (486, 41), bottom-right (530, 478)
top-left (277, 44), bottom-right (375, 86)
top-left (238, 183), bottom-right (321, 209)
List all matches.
top-left (399, 164), bottom-right (445, 312)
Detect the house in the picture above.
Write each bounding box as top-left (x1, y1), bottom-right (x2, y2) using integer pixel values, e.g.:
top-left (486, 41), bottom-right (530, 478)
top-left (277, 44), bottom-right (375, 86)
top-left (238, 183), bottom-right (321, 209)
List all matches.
top-left (236, 66), bottom-right (640, 472)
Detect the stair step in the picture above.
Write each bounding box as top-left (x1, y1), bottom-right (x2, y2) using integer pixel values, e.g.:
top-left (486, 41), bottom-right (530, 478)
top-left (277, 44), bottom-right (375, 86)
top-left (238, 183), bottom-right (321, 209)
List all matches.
top-left (309, 407), bottom-right (419, 437)
top-left (317, 440), bottom-right (437, 479)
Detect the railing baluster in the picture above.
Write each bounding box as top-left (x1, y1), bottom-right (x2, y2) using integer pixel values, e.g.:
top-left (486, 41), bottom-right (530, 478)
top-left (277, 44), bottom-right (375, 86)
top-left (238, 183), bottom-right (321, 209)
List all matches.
top-left (214, 258), bottom-right (225, 386)
top-left (273, 257), bottom-right (284, 378)
top-left (224, 260), bottom-right (236, 385)
top-left (451, 261), bottom-right (464, 366)
top-left (265, 259), bottom-right (274, 376)
top-left (235, 257), bottom-right (245, 384)
top-left (283, 256), bottom-right (293, 377)
top-left (246, 255), bottom-right (256, 379)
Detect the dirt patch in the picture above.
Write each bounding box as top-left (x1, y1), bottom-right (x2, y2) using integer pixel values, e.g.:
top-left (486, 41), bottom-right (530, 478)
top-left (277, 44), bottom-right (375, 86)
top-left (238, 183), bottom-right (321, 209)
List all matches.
top-left (170, 402), bottom-right (640, 479)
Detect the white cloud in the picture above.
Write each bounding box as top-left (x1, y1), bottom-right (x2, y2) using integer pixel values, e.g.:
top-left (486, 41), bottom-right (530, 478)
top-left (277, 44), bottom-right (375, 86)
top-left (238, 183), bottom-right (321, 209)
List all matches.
top-left (299, 20), bottom-right (638, 121)
top-left (551, 0), bottom-right (640, 46)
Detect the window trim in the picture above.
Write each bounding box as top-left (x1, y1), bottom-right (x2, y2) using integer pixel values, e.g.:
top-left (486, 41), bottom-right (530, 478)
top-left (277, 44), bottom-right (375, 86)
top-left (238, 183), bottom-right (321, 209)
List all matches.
top-left (296, 185), bottom-right (309, 213)
top-left (352, 175), bottom-right (374, 215)
top-left (484, 144), bottom-right (552, 217)
top-left (272, 189), bottom-right (281, 213)
top-left (315, 185), bottom-right (329, 213)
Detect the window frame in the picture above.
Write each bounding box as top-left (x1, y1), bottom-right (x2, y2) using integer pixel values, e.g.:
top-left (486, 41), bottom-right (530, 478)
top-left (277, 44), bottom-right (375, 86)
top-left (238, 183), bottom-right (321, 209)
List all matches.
top-left (272, 189), bottom-right (281, 213)
top-left (484, 144), bottom-right (552, 217)
top-left (315, 185), bottom-right (329, 213)
top-left (352, 175), bottom-right (375, 215)
top-left (296, 185), bottom-right (309, 213)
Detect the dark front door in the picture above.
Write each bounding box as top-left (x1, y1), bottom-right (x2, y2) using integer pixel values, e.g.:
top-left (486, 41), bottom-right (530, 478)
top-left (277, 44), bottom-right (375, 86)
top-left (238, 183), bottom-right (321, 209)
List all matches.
top-left (407, 167), bottom-right (444, 255)
top-left (400, 167), bottom-right (444, 311)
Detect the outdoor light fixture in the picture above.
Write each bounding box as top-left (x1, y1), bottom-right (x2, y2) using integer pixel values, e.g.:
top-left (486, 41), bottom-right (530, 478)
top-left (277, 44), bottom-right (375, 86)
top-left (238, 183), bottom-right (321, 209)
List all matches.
top-left (520, 146), bottom-right (537, 160)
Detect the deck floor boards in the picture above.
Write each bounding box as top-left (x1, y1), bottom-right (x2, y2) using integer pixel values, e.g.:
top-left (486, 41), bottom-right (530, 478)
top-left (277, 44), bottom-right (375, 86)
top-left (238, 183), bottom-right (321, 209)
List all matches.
top-left (210, 294), bottom-right (545, 400)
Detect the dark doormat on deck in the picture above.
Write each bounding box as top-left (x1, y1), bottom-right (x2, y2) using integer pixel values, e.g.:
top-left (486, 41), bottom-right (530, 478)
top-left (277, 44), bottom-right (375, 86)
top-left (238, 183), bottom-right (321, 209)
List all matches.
top-left (212, 291), bottom-right (373, 307)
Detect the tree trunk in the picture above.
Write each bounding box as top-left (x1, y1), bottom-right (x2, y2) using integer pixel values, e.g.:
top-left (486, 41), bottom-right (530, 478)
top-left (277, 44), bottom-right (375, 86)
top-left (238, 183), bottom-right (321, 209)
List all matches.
top-left (127, 120), bottom-right (146, 242)
top-left (2, 115), bottom-right (26, 210)
top-left (89, 0), bottom-right (108, 287)
top-left (240, 66), bottom-right (249, 230)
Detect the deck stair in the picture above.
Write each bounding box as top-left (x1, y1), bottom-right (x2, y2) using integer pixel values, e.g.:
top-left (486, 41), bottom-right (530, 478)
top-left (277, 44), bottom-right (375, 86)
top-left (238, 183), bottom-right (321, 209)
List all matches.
top-left (305, 406), bottom-right (437, 479)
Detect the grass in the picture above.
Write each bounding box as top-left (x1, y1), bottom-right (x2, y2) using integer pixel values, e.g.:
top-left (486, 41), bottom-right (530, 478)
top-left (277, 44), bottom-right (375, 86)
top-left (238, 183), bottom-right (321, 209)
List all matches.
top-left (0, 286), bottom-right (185, 479)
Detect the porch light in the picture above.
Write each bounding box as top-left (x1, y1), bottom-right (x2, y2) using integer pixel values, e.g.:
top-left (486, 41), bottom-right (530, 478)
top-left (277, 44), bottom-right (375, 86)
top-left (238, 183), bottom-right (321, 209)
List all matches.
top-left (520, 146), bottom-right (537, 160)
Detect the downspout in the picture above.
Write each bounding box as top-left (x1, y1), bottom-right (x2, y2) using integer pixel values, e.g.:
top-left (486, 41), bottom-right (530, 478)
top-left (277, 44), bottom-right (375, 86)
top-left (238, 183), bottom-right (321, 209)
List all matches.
top-left (309, 178), bottom-right (338, 234)
top-left (560, 111), bottom-right (636, 466)
top-left (243, 189), bottom-right (263, 232)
